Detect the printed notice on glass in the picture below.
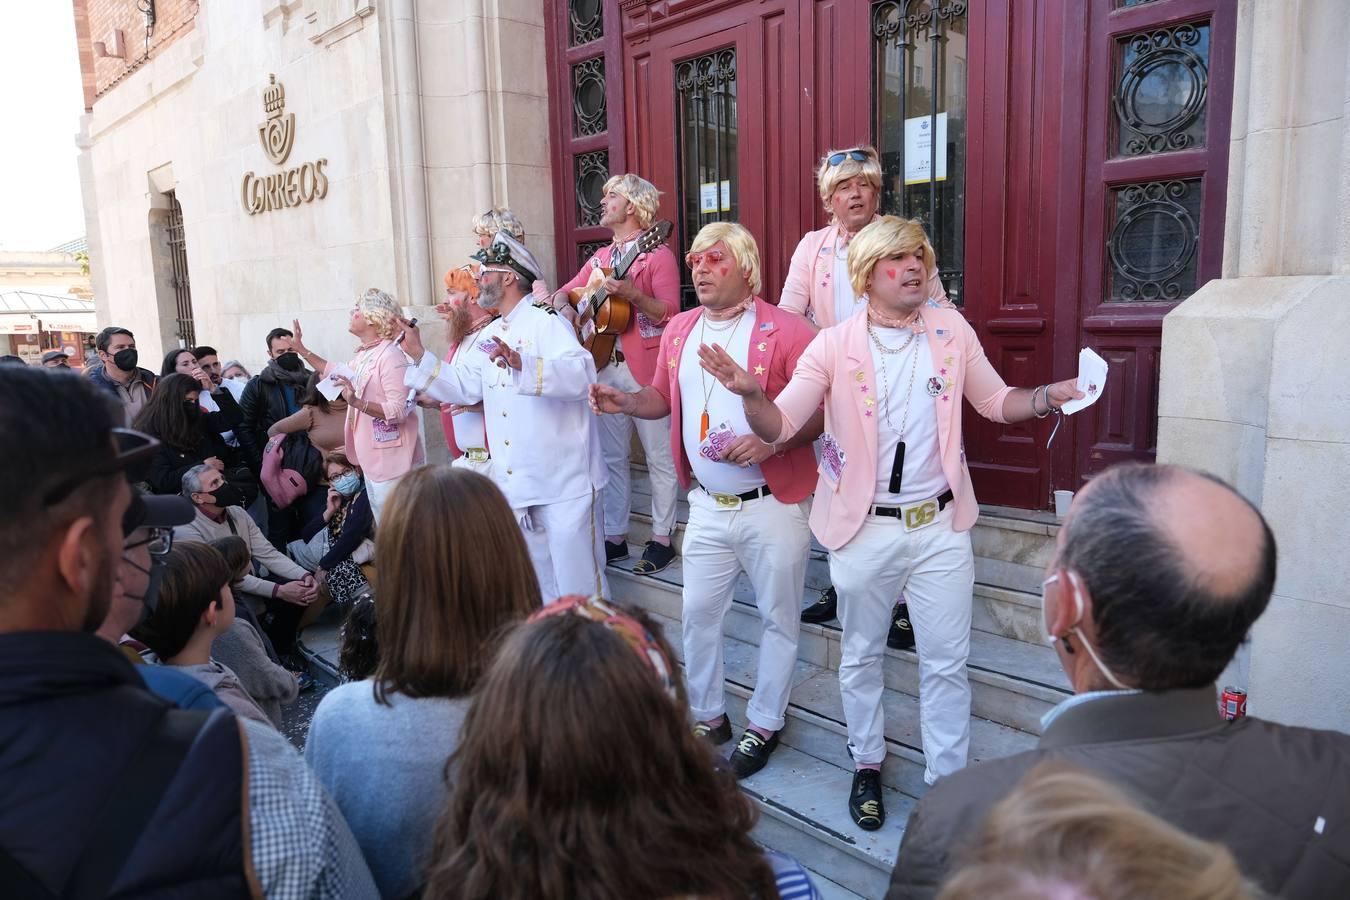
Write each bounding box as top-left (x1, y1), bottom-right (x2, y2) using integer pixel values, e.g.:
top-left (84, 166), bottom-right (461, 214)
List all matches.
top-left (719, 180), bottom-right (732, 212)
top-left (700, 183), bottom-right (719, 213)
top-left (904, 112), bottom-right (948, 185)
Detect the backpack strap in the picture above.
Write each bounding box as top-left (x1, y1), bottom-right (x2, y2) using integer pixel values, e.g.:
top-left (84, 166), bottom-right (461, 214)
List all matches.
top-left (64, 708), bottom-right (215, 900)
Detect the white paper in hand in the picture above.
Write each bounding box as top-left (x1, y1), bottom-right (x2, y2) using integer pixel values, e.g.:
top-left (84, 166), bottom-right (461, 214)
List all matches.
top-left (317, 363), bottom-right (357, 402)
top-left (1059, 348), bottom-right (1108, 416)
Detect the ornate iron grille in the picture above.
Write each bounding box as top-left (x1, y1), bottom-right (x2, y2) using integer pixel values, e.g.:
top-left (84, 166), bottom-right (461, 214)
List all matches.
top-left (569, 0), bottom-right (603, 47)
top-left (1107, 179), bottom-right (1201, 302)
top-left (674, 48), bottom-right (738, 308)
top-left (572, 57), bottom-right (607, 137)
top-left (165, 191), bottom-right (196, 347)
top-left (578, 240), bottom-right (607, 270)
top-left (574, 150), bottom-right (610, 227)
top-left (872, 1), bottom-right (968, 306)
top-left (1114, 22), bottom-right (1210, 156)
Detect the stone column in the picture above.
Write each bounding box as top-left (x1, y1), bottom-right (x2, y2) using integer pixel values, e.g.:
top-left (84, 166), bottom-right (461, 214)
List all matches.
top-left (1157, 0), bottom-right (1350, 732)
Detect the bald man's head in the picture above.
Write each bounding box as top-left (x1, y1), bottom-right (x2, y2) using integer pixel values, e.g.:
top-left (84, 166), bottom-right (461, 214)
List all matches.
top-left (1057, 464), bottom-right (1277, 690)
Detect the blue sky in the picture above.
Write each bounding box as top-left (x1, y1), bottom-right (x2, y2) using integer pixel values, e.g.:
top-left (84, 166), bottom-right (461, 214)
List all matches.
top-left (0, 6), bottom-right (87, 251)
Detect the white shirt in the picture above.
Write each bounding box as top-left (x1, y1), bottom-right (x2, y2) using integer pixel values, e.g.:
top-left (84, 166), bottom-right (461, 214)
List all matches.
top-left (407, 300), bottom-right (606, 509)
top-left (831, 248), bottom-right (861, 327)
top-left (868, 328), bottom-right (949, 504)
top-left (678, 306), bottom-right (766, 496)
top-left (449, 330), bottom-right (492, 451)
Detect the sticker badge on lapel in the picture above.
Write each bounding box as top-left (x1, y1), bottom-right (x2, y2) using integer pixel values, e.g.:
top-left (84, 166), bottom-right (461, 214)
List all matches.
top-left (926, 376), bottom-right (944, 398)
top-left (759, 321), bottom-right (774, 332)
top-left (935, 327), bottom-right (951, 340)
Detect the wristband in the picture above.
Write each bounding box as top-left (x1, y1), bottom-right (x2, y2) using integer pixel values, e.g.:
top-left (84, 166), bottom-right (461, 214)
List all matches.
top-left (271, 583), bottom-right (279, 599)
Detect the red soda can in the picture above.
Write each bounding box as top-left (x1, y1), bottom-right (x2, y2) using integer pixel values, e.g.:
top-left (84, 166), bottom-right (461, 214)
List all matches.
top-left (1220, 686), bottom-right (1247, 720)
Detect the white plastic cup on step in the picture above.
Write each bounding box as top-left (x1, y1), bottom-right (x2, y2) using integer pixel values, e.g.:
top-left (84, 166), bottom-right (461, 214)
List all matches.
top-left (1053, 490), bottom-right (1074, 520)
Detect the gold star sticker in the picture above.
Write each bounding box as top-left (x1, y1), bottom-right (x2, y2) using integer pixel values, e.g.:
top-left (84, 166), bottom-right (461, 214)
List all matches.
top-left (757, 342), bottom-right (767, 352)
top-left (753, 365), bottom-right (766, 376)
top-left (673, 337), bottom-right (682, 346)
top-left (668, 359), bottom-right (676, 368)
top-left (864, 396), bottom-right (875, 407)
top-left (855, 371), bottom-right (865, 382)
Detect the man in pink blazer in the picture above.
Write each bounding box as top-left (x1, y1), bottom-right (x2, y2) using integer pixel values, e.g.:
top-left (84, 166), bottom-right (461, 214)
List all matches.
top-left (291, 289), bottom-right (426, 523)
top-left (554, 174), bottom-right (682, 577)
top-left (590, 222), bottom-right (822, 780)
top-left (779, 145), bottom-right (949, 633)
top-left (703, 217), bottom-right (1080, 831)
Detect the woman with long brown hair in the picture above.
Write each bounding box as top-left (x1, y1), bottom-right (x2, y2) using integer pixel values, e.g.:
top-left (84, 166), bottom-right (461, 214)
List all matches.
top-left (425, 596), bottom-right (821, 900)
top-left (304, 465), bottom-right (540, 900)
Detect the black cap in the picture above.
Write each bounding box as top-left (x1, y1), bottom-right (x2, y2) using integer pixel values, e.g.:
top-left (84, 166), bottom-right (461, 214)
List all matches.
top-left (42, 350), bottom-right (70, 364)
top-left (122, 491), bottom-right (195, 537)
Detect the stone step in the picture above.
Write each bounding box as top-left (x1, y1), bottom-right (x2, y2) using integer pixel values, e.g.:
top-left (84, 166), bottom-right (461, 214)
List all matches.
top-left (622, 466), bottom-right (1059, 644)
top-left (610, 559), bottom-right (1070, 737)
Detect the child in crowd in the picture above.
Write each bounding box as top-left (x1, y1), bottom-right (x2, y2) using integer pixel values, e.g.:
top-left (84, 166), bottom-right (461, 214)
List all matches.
top-left (131, 541), bottom-right (273, 726)
top-left (208, 537), bottom-right (300, 727)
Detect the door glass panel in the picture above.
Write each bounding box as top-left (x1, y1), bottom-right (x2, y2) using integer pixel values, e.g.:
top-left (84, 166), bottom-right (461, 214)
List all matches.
top-left (1114, 22), bottom-right (1210, 156)
top-left (574, 149), bottom-right (609, 227)
top-left (572, 57), bottom-right (608, 137)
top-left (1107, 178), bottom-right (1202, 302)
top-left (675, 47), bottom-right (738, 308)
top-left (873, 1), bottom-right (969, 306)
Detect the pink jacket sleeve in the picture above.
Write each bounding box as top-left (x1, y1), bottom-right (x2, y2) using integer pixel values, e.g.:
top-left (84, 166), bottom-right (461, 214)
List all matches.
top-left (778, 237), bottom-right (814, 316)
top-left (959, 321), bottom-right (1014, 424)
top-left (771, 334), bottom-right (832, 443)
top-left (927, 271), bottom-right (951, 307)
top-left (643, 247), bottom-right (682, 325)
top-left (558, 259), bottom-right (594, 295)
top-left (651, 332), bottom-right (674, 404)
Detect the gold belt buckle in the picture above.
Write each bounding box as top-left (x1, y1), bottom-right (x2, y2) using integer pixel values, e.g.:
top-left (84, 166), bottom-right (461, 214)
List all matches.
top-left (710, 491), bottom-right (743, 511)
top-left (902, 500), bottom-right (939, 532)
top-left (465, 448), bottom-right (489, 463)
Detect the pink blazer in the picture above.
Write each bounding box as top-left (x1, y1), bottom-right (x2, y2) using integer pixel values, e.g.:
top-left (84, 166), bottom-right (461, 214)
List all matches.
top-left (771, 307), bottom-right (1013, 550)
top-left (324, 339), bottom-right (425, 483)
top-left (779, 221), bottom-right (948, 327)
top-left (651, 297), bottom-right (819, 504)
top-left (558, 242), bottom-right (682, 387)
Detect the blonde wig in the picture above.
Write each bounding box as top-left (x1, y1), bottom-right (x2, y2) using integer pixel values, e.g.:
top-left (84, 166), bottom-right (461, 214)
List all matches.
top-left (603, 173), bottom-right (662, 229)
top-left (816, 145), bottom-right (883, 210)
top-left (846, 216), bottom-right (937, 298)
top-left (690, 221), bottom-right (763, 296)
top-left (471, 208), bottom-right (526, 240)
top-left (357, 288), bottom-right (402, 340)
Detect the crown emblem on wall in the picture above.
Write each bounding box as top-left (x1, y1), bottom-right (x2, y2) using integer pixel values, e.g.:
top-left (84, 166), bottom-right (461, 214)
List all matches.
top-left (258, 73), bottom-right (296, 166)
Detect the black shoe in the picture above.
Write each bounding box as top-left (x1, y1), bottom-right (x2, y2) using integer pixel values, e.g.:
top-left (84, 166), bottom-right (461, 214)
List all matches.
top-left (887, 601), bottom-right (915, 651)
top-left (604, 539), bottom-right (630, 564)
top-left (801, 587), bottom-right (838, 624)
top-left (728, 729), bottom-right (780, 779)
top-left (693, 718), bottom-right (733, 745)
top-left (632, 540), bottom-right (676, 575)
top-left (849, 768), bottom-right (886, 830)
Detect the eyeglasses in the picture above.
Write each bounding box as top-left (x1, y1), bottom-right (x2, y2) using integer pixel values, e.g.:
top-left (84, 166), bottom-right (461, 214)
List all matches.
top-left (825, 149), bottom-right (871, 167)
top-left (685, 249), bottom-right (729, 270)
top-left (42, 427), bottom-right (162, 506)
top-left (126, 526), bottom-right (174, 560)
top-left (477, 266), bottom-right (515, 280)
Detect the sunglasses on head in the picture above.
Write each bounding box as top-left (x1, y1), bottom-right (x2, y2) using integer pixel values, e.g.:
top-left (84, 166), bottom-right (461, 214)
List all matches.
top-left (825, 149), bottom-right (871, 167)
top-left (685, 249), bottom-right (729, 270)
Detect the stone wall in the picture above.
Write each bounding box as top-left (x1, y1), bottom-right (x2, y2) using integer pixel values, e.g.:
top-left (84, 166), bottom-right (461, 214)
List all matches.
top-left (1157, 0), bottom-right (1350, 733)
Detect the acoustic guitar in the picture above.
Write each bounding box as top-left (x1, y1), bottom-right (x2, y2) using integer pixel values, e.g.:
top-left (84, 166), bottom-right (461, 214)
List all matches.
top-left (568, 219), bottom-right (674, 371)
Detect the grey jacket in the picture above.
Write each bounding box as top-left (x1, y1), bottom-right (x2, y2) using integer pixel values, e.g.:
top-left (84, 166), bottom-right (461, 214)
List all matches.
top-left (212, 618), bottom-right (297, 727)
top-left (888, 685), bottom-right (1350, 900)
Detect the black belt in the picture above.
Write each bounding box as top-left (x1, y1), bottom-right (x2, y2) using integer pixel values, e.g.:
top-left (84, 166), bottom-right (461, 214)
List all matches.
top-left (702, 483), bottom-right (773, 503)
top-left (871, 489), bottom-right (954, 519)
top-left (612, 349), bottom-right (626, 364)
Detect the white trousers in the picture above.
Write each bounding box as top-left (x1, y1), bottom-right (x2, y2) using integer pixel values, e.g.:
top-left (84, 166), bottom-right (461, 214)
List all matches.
top-left (597, 360), bottom-right (679, 539)
top-left (516, 490), bottom-right (610, 605)
top-left (449, 453), bottom-right (494, 479)
top-left (829, 506), bottom-right (974, 783)
top-left (363, 474), bottom-right (404, 524)
top-left (682, 489), bottom-right (810, 732)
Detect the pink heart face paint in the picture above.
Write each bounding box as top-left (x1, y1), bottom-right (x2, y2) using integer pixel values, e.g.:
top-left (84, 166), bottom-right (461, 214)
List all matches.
top-left (885, 267), bottom-right (898, 281)
top-left (720, 265), bottom-right (730, 277)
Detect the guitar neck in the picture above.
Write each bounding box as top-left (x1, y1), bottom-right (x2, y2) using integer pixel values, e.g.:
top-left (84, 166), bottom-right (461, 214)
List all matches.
top-left (590, 239), bottom-right (643, 315)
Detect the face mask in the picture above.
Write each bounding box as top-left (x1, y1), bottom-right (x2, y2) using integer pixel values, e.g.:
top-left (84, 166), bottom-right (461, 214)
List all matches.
top-left (229, 375), bottom-right (248, 384)
top-left (276, 351), bottom-right (303, 372)
top-left (333, 472), bottom-right (362, 497)
top-left (183, 401), bottom-right (202, 419)
top-left (1041, 571), bottom-right (1130, 690)
top-left (122, 554), bottom-right (167, 616)
top-left (206, 483), bottom-right (245, 508)
top-left (112, 348), bottom-right (139, 372)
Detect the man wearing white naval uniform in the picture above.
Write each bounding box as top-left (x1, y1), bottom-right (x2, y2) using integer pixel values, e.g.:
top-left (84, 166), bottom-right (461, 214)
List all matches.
top-left (400, 234), bottom-right (609, 603)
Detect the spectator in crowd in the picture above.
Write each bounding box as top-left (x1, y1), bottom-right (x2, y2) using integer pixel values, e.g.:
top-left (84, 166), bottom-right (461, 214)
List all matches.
top-left (292, 450), bottom-right (374, 610)
top-left (174, 463), bottom-right (318, 668)
top-left (191, 345), bottom-right (225, 390)
top-left (221, 359), bottom-right (251, 383)
top-left (424, 265), bottom-right (496, 472)
top-left (131, 540), bottom-right (272, 725)
top-left (132, 373), bottom-right (242, 495)
top-left (96, 489), bottom-right (227, 712)
top-left (305, 465), bottom-right (540, 899)
top-left (0, 354), bottom-right (24, 365)
top-left (208, 535), bottom-right (281, 663)
top-left (161, 347), bottom-right (244, 437)
top-left (337, 595), bottom-right (379, 682)
top-left (207, 535), bottom-right (300, 726)
top-left (41, 349), bottom-right (71, 369)
top-left (0, 365), bottom-right (377, 898)
top-left (291, 289), bottom-right (426, 522)
top-left (267, 370), bottom-right (349, 454)
top-left (161, 347), bottom-right (203, 379)
top-left (88, 325), bottom-right (157, 420)
top-left (889, 463), bottom-right (1350, 900)
top-left (423, 596), bottom-right (821, 900)
top-left (935, 763), bottom-right (1256, 900)
top-left (239, 326), bottom-right (313, 545)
